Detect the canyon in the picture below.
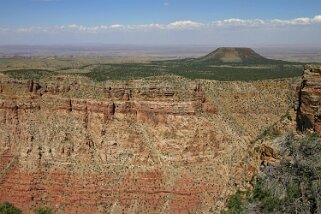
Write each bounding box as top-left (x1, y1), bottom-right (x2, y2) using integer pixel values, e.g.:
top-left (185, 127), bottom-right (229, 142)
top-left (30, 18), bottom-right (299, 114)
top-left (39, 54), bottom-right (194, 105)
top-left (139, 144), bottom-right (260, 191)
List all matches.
top-left (0, 71), bottom-right (296, 213)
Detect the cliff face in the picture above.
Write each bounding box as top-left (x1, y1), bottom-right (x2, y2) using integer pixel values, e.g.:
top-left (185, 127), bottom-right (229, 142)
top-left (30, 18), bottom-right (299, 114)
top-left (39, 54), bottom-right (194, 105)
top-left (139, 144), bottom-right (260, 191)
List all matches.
top-left (0, 75), bottom-right (292, 213)
top-left (296, 64), bottom-right (321, 134)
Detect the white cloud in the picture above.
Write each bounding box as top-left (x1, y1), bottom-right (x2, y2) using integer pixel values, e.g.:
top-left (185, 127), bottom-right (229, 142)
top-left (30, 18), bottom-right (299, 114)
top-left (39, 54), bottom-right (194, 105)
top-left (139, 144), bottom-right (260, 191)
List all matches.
top-left (167, 20), bottom-right (204, 29)
top-left (291, 17), bottom-right (311, 25)
top-left (2, 14), bottom-right (321, 34)
top-left (214, 16), bottom-right (316, 27)
top-left (269, 17), bottom-right (311, 26)
top-left (16, 26), bottom-right (49, 32)
top-left (215, 18), bottom-right (265, 27)
top-left (313, 15), bottom-right (321, 23)
top-left (109, 24), bottom-right (124, 29)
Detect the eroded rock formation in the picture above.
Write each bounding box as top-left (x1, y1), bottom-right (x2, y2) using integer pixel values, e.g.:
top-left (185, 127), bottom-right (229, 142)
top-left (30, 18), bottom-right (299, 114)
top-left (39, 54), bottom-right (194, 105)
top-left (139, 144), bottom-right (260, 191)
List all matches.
top-left (0, 75), bottom-right (292, 213)
top-left (296, 64), bottom-right (321, 134)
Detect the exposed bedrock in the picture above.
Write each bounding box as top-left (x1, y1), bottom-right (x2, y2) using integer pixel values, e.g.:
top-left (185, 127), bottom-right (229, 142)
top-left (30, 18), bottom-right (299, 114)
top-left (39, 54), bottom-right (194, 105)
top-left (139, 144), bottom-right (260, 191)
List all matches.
top-left (0, 76), bottom-right (292, 213)
top-left (296, 64), bottom-right (321, 134)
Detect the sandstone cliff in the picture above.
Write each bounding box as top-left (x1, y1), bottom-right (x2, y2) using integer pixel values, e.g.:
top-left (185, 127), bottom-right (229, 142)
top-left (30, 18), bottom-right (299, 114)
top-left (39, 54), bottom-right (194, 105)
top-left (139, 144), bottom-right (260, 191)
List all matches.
top-left (0, 74), bottom-right (293, 213)
top-left (296, 64), bottom-right (321, 134)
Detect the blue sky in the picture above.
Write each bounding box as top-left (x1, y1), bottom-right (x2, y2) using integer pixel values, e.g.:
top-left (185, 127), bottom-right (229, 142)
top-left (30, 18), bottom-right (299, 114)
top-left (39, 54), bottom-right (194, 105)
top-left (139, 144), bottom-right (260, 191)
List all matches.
top-left (0, 0), bottom-right (320, 46)
top-left (1, 0), bottom-right (321, 27)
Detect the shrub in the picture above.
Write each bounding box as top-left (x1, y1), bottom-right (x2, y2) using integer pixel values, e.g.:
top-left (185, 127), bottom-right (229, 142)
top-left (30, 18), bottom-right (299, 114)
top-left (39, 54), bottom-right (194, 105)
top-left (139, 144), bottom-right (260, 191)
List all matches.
top-left (223, 134), bottom-right (321, 213)
top-left (0, 202), bottom-right (21, 214)
top-left (2, 69), bottom-right (55, 80)
top-left (35, 207), bottom-right (53, 214)
top-left (82, 62), bottom-right (302, 82)
top-left (222, 191), bottom-right (247, 214)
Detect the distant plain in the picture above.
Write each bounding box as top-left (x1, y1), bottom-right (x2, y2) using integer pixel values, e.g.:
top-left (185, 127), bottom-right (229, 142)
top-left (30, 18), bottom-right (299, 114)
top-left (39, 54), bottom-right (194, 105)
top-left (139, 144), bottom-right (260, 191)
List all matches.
top-left (0, 45), bottom-right (318, 82)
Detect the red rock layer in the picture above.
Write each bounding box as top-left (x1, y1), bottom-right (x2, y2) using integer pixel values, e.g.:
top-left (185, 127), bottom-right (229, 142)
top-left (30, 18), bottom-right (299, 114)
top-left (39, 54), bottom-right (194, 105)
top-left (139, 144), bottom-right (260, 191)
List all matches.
top-left (296, 64), bottom-right (321, 134)
top-left (0, 163), bottom-right (227, 214)
top-left (0, 78), bottom-right (254, 213)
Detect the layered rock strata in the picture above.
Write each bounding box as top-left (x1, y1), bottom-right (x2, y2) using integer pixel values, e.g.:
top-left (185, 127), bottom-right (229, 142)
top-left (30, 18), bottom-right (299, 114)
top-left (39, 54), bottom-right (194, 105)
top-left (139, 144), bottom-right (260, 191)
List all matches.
top-left (0, 75), bottom-right (292, 213)
top-left (296, 64), bottom-right (321, 134)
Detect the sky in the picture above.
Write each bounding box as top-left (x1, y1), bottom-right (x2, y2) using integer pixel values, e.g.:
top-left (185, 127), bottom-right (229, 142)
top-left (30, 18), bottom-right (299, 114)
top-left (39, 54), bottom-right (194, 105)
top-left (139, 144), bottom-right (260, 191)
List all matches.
top-left (0, 0), bottom-right (321, 46)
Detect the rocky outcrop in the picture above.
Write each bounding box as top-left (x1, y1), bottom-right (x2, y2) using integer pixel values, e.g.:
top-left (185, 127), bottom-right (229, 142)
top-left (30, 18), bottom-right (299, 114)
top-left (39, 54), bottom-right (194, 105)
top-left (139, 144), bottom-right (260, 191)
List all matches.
top-left (260, 145), bottom-right (280, 166)
top-left (0, 79), bottom-right (214, 127)
top-left (296, 64), bottom-right (321, 134)
top-left (0, 75), bottom-right (293, 213)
